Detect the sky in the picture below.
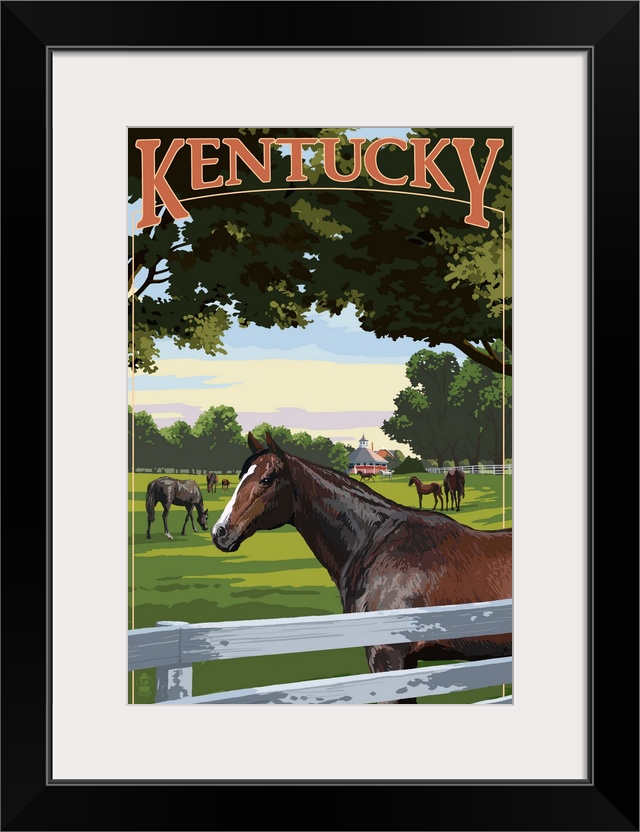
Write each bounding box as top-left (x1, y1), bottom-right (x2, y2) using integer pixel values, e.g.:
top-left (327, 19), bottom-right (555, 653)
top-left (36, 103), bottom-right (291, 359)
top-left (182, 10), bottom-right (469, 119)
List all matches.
top-left (128, 127), bottom-right (466, 456)
top-left (129, 308), bottom-right (466, 456)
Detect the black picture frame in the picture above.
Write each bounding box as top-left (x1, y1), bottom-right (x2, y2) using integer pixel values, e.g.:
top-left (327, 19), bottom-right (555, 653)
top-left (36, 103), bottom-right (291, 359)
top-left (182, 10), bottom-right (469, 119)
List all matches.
top-left (2, 2), bottom-right (638, 830)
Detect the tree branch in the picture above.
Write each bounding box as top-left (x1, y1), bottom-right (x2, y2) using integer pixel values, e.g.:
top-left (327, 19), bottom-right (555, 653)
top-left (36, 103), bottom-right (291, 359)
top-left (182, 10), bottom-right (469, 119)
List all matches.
top-left (451, 338), bottom-right (512, 376)
top-left (136, 263), bottom-right (158, 296)
top-left (481, 339), bottom-right (498, 362)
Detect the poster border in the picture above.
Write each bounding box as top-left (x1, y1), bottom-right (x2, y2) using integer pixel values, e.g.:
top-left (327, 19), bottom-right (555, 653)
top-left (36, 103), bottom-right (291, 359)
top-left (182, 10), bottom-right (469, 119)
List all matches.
top-left (2, 1), bottom-right (638, 830)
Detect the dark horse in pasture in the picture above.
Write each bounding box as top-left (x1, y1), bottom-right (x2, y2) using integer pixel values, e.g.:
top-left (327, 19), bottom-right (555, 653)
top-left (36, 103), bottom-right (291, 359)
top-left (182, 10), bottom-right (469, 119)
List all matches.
top-left (408, 475), bottom-right (444, 510)
top-left (146, 477), bottom-right (209, 540)
top-left (221, 478), bottom-right (231, 491)
top-left (211, 433), bottom-right (512, 703)
top-left (358, 471), bottom-right (376, 482)
top-left (443, 468), bottom-right (466, 512)
top-left (206, 471), bottom-right (218, 493)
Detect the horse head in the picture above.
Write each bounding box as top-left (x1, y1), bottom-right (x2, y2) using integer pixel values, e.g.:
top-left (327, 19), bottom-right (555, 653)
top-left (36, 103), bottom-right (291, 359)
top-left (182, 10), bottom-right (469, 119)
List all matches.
top-left (211, 432), bottom-right (295, 553)
top-left (197, 507), bottom-right (209, 531)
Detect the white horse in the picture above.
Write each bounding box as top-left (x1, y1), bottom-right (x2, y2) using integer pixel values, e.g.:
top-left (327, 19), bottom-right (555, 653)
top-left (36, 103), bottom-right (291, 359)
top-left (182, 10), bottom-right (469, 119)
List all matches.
top-left (379, 469), bottom-right (393, 479)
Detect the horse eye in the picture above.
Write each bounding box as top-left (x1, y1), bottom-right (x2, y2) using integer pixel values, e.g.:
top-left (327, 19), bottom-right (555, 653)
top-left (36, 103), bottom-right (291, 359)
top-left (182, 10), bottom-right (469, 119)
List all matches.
top-left (260, 476), bottom-right (274, 486)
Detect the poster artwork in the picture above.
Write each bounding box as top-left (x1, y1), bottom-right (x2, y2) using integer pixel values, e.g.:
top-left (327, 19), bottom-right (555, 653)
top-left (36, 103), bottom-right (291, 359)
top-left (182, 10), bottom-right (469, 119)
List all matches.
top-left (128, 128), bottom-right (513, 705)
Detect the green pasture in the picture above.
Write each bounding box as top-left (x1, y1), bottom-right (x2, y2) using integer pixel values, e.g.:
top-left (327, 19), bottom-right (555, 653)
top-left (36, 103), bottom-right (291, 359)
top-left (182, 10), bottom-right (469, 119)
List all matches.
top-left (129, 471), bottom-right (512, 704)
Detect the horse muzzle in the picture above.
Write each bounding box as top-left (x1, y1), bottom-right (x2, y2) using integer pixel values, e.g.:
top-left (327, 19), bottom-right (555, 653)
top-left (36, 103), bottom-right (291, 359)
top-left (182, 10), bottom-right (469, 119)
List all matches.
top-left (211, 523), bottom-right (241, 552)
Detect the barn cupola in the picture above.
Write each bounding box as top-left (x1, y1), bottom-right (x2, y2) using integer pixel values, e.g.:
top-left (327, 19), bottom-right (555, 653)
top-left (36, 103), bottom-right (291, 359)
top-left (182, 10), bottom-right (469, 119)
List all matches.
top-left (359, 435), bottom-right (369, 449)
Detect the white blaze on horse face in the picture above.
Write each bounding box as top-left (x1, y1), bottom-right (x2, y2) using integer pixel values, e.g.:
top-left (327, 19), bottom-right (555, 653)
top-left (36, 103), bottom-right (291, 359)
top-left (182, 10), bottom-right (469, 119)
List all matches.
top-left (213, 464), bottom-right (257, 533)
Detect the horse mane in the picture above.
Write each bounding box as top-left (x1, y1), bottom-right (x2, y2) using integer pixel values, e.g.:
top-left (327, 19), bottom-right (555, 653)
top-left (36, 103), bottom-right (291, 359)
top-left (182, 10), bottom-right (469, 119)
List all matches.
top-left (286, 453), bottom-right (422, 514)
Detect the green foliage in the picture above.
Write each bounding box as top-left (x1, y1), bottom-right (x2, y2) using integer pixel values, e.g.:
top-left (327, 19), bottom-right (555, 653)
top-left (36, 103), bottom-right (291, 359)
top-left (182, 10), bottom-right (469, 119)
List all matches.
top-left (129, 127), bottom-right (512, 374)
top-left (393, 455), bottom-right (427, 474)
top-left (129, 409), bottom-right (349, 474)
top-left (248, 422), bottom-right (349, 472)
top-left (162, 420), bottom-right (192, 446)
top-left (327, 441), bottom-right (351, 473)
top-left (449, 340), bottom-right (512, 463)
top-left (192, 405), bottom-right (246, 471)
top-left (128, 409), bottom-right (171, 471)
top-left (382, 345), bottom-right (511, 465)
top-left (384, 449), bottom-right (406, 470)
top-left (382, 350), bottom-right (464, 467)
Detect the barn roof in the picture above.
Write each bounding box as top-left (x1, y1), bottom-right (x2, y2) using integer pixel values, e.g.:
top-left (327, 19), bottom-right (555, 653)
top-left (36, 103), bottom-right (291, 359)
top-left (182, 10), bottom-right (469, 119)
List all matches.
top-left (375, 448), bottom-right (394, 459)
top-left (348, 447), bottom-right (388, 464)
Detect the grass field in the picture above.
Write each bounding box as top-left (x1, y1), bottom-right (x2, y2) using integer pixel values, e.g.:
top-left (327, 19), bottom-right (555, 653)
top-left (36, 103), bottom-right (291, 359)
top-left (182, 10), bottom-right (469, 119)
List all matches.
top-left (129, 470), bottom-right (512, 704)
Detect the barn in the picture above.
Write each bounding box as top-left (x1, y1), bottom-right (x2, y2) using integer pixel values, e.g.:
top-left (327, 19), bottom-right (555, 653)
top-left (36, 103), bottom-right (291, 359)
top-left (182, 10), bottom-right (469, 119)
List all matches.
top-left (346, 435), bottom-right (389, 475)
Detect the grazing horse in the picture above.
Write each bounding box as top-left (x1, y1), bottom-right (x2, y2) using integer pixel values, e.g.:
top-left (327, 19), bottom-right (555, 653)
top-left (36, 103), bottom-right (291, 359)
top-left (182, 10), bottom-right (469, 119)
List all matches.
top-left (212, 433), bottom-right (512, 704)
top-left (221, 478), bottom-right (231, 491)
top-left (443, 468), bottom-right (466, 512)
top-left (408, 475), bottom-right (444, 510)
top-left (146, 477), bottom-right (208, 540)
top-left (358, 471), bottom-right (376, 482)
top-left (206, 471), bottom-right (218, 493)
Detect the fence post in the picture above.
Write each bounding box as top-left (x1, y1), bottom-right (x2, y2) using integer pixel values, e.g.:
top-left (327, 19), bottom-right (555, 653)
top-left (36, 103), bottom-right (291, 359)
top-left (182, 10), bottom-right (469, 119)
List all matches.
top-left (155, 621), bottom-right (193, 702)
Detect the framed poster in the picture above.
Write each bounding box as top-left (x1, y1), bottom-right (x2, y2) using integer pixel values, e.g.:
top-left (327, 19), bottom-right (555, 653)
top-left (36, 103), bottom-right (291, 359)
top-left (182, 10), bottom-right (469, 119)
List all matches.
top-left (127, 124), bottom-right (514, 707)
top-left (3, 1), bottom-right (637, 831)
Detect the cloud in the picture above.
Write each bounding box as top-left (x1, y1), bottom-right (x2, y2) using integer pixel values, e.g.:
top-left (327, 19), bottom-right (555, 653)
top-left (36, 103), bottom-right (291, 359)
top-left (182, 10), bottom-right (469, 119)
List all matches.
top-left (131, 359), bottom-right (408, 414)
top-left (148, 302), bottom-right (448, 364)
top-left (131, 403), bottom-right (204, 426)
top-left (131, 374), bottom-right (239, 391)
top-left (236, 408), bottom-right (392, 431)
top-left (219, 311), bottom-right (418, 362)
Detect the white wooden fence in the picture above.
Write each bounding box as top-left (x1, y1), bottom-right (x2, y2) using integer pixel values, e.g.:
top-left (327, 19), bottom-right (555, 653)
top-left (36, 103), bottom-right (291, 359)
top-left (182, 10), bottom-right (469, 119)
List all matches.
top-left (128, 599), bottom-right (512, 705)
top-left (423, 464), bottom-right (512, 475)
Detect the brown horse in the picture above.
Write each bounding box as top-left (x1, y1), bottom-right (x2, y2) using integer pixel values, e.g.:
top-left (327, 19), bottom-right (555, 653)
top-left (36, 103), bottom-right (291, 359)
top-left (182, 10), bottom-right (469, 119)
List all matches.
top-left (358, 471), bottom-right (376, 482)
top-left (146, 477), bottom-right (208, 540)
top-left (408, 475), bottom-right (444, 510)
top-left (444, 468), bottom-right (466, 512)
top-left (206, 471), bottom-right (218, 493)
top-left (212, 433), bottom-right (512, 704)
top-left (221, 478), bottom-right (231, 491)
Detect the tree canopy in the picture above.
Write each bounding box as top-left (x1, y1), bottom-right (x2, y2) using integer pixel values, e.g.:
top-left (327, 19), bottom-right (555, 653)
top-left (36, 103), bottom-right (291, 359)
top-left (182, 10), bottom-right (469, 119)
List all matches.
top-left (129, 127), bottom-right (512, 375)
top-left (382, 344), bottom-right (512, 466)
top-left (127, 406), bottom-right (351, 474)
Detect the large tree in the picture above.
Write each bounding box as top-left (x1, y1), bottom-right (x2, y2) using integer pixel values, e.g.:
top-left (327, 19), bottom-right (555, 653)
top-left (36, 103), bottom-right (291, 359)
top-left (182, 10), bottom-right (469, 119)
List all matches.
top-left (191, 405), bottom-right (247, 472)
top-left (128, 408), bottom-right (170, 472)
top-left (449, 344), bottom-right (512, 465)
top-left (129, 127), bottom-right (512, 375)
top-left (382, 347), bottom-right (511, 466)
top-left (381, 351), bottom-right (468, 467)
top-left (160, 420), bottom-right (202, 473)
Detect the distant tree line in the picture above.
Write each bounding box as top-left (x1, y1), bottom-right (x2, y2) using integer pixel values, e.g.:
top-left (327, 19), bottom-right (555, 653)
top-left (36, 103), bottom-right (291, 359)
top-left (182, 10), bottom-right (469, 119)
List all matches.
top-left (382, 344), bottom-right (512, 468)
top-left (128, 404), bottom-right (353, 474)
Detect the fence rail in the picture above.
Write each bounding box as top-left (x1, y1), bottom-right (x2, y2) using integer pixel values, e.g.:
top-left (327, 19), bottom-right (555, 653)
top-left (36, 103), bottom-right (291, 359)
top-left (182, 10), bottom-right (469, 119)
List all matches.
top-left (423, 464), bottom-right (512, 475)
top-left (132, 465), bottom-right (512, 476)
top-left (129, 599), bottom-right (512, 705)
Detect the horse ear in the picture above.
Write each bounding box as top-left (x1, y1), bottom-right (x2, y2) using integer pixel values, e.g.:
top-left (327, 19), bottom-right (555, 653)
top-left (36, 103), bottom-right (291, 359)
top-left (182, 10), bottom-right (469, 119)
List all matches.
top-left (265, 431), bottom-right (286, 460)
top-left (247, 431), bottom-right (265, 453)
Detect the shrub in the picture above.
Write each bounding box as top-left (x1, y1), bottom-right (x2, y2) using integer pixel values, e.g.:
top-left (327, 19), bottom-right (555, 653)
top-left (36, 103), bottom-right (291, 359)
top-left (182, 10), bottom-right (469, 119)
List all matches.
top-left (393, 455), bottom-right (426, 474)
